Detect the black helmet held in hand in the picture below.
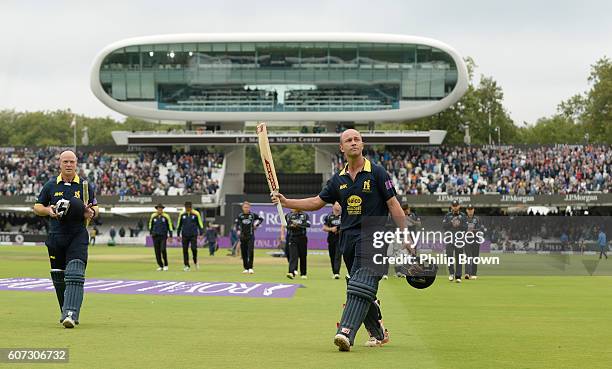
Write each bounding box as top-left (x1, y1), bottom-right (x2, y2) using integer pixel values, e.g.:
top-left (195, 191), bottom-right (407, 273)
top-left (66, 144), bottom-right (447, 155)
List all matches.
top-left (403, 261), bottom-right (438, 289)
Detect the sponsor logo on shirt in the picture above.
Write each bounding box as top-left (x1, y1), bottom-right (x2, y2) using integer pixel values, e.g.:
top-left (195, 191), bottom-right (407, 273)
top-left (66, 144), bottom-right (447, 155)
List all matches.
top-left (347, 195), bottom-right (362, 215)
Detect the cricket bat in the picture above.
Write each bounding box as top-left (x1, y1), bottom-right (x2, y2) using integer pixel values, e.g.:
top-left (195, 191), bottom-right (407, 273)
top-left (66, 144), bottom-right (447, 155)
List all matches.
top-left (256, 122), bottom-right (287, 226)
top-left (83, 180), bottom-right (90, 227)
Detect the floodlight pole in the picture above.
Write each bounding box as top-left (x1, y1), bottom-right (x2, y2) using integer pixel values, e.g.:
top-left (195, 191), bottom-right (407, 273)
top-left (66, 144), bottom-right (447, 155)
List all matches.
top-left (488, 108), bottom-right (492, 145)
top-left (73, 119), bottom-right (77, 152)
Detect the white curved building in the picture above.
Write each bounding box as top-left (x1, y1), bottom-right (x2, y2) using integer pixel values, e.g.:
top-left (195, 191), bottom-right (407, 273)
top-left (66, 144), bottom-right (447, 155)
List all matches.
top-left (91, 33), bottom-right (468, 122)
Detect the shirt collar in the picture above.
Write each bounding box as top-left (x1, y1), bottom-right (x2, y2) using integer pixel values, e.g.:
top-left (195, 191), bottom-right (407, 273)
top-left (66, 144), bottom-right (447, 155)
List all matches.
top-left (56, 174), bottom-right (80, 184)
top-left (339, 158), bottom-right (371, 176)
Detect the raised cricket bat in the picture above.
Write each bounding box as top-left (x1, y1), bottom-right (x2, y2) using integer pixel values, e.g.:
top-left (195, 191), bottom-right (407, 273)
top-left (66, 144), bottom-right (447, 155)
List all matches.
top-left (83, 180), bottom-right (90, 227)
top-left (256, 122), bottom-right (287, 226)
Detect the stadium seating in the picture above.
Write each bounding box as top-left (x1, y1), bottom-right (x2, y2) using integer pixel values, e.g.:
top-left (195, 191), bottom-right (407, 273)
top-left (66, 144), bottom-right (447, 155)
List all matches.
top-left (0, 149), bottom-right (223, 196)
top-left (0, 212), bottom-right (47, 234)
top-left (1, 145), bottom-right (609, 198)
top-left (158, 86), bottom-right (397, 112)
top-left (333, 145), bottom-right (612, 195)
top-left (160, 87), bottom-right (275, 112)
top-left (283, 88), bottom-right (396, 112)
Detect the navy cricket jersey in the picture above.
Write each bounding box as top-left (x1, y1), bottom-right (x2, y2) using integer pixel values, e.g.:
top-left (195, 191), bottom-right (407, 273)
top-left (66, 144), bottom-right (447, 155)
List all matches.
top-left (149, 212), bottom-right (174, 236)
top-left (176, 210), bottom-right (204, 237)
top-left (35, 174), bottom-right (97, 234)
top-left (318, 158), bottom-right (396, 231)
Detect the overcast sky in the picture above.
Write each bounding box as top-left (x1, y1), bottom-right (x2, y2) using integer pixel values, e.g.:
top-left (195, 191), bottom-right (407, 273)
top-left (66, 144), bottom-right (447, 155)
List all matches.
top-left (1, 0), bottom-right (610, 125)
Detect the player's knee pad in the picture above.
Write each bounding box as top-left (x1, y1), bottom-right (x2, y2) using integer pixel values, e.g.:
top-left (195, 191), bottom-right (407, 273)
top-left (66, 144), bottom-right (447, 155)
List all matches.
top-left (347, 269), bottom-right (378, 302)
top-left (65, 259), bottom-right (86, 285)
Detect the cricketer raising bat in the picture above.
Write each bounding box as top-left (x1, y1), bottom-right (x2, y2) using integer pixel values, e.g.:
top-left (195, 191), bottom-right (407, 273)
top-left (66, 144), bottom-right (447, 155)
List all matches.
top-left (256, 122), bottom-right (287, 226)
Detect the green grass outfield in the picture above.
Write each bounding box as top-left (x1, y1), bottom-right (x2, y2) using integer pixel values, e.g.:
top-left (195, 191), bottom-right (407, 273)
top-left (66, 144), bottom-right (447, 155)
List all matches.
top-left (1, 245), bottom-right (611, 369)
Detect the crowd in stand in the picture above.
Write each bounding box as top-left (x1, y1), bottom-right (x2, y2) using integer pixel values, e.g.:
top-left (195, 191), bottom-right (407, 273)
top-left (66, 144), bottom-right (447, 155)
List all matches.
top-left (334, 145), bottom-right (612, 195)
top-left (0, 212), bottom-right (47, 234)
top-left (483, 215), bottom-right (609, 252)
top-left (0, 148), bottom-right (223, 196)
top-left (1, 145), bottom-right (610, 197)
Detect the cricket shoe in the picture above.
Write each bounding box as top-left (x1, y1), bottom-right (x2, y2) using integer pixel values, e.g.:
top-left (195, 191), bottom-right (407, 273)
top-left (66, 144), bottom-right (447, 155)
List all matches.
top-left (58, 314), bottom-right (79, 326)
top-left (62, 311), bottom-right (77, 329)
top-left (382, 275), bottom-right (389, 280)
top-left (464, 274), bottom-right (470, 280)
top-left (455, 277), bottom-right (461, 283)
top-left (334, 333), bottom-right (351, 352)
top-left (448, 275), bottom-right (454, 282)
top-left (242, 269), bottom-right (249, 274)
top-left (300, 275), bottom-right (307, 279)
top-left (333, 274), bottom-right (340, 279)
top-left (470, 275), bottom-right (478, 280)
top-left (248, 269), bottom-right (254, 274)
top-left (286, 272), bottom-right (295, 279)
top-left (156, 267), bottom-right (163, 271)
top-left (183, 266), bottom-right (190, 272)
top-left (163, 266), bottom-right (168, 271)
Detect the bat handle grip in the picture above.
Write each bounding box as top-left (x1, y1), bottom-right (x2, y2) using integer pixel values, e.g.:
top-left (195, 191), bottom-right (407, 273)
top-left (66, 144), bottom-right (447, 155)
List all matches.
top-left (277, 202), bottom-right (287, 226)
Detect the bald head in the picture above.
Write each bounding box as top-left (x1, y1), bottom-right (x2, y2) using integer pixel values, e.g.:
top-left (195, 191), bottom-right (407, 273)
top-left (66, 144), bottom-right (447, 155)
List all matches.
top-left (339, 129), bottom-right (364, 160)
top-left (59, 150), bottom-right (77, 180)
top-left (59, 150), bottom-right (77, 161)
top-left (340, 129), bottom-right (361, 143)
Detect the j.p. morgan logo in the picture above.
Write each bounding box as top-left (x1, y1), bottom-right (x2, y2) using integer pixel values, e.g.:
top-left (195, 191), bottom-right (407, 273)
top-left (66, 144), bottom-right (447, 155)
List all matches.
top-left (118, 196), bottom-right (153, 204)
top-left (436, 195), bottom-right (471, 203)
top-left (25, 195), bottom-right (38, 203)
top-left (564, 194), bottom-right (599, 203)
top-left (500, 195), bottom-right (535, 203)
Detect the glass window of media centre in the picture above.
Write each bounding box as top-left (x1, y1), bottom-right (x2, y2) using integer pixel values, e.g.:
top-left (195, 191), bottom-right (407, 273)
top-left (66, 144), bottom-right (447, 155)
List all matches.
top-left (100, 42), bottom-right (458, 112)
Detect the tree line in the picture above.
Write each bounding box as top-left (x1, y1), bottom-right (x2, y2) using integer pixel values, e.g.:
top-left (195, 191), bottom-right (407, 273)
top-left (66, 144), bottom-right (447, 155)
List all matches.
top-left (400, 56), bottom-right (611, 145)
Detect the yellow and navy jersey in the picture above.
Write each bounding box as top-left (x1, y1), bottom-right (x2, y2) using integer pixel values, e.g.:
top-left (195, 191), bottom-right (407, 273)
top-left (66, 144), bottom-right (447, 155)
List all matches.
top-left (35, 174), bottom-right (97, 234)
top-left (149, 212), bottom-right (174, 236)
top-left (318, 158), bottom-right (396, 231)
top-left (176, 210), bottom-right (204, 237)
